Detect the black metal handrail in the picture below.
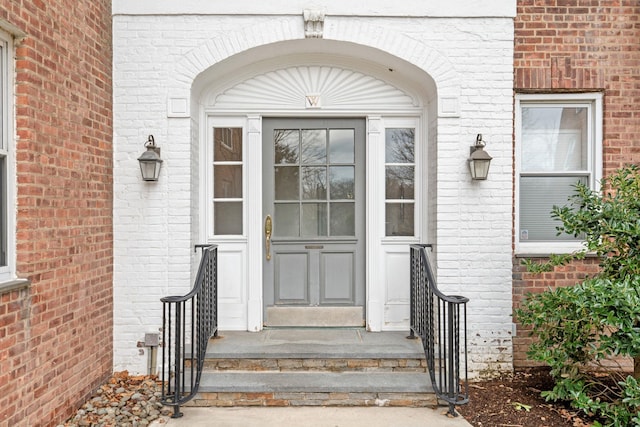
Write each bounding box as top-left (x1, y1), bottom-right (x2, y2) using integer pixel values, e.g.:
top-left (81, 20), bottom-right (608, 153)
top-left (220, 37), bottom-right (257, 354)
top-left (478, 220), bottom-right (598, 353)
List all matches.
top-left (160, 245), bottom-right (218, 418)
top-left (409, 244), bottom-right (469, 416)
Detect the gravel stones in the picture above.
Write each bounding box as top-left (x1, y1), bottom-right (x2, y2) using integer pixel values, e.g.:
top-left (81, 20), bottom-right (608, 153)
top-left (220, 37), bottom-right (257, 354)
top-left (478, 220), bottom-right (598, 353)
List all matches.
top-left (58, 371), bottom-right (172, 427)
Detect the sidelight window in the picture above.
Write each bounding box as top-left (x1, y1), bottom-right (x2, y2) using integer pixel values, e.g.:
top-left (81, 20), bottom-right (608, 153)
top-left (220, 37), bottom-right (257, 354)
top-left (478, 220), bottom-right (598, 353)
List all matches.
top-left (212, 127), bottom-right (243, 235)
top-left (385, 128), bottom-right (415, 237)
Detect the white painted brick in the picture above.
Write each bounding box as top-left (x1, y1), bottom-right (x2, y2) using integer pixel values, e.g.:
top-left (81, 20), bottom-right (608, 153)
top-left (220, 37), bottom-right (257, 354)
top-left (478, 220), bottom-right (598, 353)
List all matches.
top-left (113, 11), bottom-right (514, 375)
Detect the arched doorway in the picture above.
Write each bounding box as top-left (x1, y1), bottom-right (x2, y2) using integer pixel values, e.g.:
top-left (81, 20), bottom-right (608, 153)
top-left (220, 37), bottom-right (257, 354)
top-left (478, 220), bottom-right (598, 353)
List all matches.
top-left (194, 40), bottom-right (438, 331)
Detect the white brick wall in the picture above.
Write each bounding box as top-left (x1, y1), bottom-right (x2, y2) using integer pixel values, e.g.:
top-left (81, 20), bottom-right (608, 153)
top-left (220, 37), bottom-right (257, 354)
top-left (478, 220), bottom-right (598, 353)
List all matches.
top-left (113, 10), bottom-right (514, 375)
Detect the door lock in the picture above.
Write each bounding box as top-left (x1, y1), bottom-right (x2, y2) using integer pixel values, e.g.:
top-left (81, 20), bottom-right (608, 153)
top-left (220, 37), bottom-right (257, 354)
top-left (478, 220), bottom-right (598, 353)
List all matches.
top-left (265, 215), bottom-right (272, 261)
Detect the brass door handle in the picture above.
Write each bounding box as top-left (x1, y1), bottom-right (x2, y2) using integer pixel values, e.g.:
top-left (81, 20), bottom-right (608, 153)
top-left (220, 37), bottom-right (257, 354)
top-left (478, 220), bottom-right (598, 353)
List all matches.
top-left (265, 215), bottom-right (272, 261)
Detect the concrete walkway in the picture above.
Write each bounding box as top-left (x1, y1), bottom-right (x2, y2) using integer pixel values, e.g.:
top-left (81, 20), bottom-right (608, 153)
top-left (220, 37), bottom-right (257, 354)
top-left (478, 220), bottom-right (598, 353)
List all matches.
top-left (152, 406), bottom-right (474, 427)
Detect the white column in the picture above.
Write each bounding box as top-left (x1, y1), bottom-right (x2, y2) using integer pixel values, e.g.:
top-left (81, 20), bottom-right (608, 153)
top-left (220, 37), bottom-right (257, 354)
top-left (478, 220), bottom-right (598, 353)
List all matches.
top-left (246, 115), bottom-right (263, 331)
top-left (366, 116), bottom-right (384, 331)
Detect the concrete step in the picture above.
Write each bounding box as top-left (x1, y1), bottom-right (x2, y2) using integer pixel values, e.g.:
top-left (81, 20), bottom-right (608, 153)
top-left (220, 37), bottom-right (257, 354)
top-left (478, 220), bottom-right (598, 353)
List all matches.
top-left (183, 329), bottom-right (435, 407)
top-left (187, 371), bottom-right (436, 407)
top-left (199, 330), bottom-right (427, 373)
top-left (205, 329), bottom-right (425, 360)
top-left (201, 357), bottom-right (426, 373)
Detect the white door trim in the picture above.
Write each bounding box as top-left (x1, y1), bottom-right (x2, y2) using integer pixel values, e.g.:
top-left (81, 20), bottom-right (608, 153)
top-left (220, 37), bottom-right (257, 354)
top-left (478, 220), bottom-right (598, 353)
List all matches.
top-left (203, 113), bottom-right (424, 332)
top-left (200, 60), bottom-right (429, 332)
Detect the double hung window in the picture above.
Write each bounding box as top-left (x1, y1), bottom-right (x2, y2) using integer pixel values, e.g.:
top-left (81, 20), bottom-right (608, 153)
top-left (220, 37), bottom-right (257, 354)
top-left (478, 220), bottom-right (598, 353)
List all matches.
top-left (0, 30), bottom-right (11, 281)
top-left (515, 93), bottom-right (602, 253)
top-left (0, 30), bottom-right (16, 284)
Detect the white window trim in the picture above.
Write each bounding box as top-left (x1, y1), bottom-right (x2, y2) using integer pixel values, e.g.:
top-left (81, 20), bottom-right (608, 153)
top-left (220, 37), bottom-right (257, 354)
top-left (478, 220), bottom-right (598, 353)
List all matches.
top-left (0, 28), bottom-right (16, 284)
top-left (203, 116), bottom-right (247, 242)
top-left (515, 92), bottom-right (603, 255)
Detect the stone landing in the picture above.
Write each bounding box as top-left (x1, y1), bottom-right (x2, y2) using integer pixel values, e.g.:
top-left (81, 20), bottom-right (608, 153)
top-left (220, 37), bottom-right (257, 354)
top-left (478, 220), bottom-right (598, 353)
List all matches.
top-left (186, 329), bottom-right (436, 407)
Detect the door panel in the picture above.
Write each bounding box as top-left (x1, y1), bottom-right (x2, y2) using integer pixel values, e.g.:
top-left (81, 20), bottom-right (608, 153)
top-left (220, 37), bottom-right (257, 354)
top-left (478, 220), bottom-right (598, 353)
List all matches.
top-left (274, 251), bottom-right (309, 304)
top-left (263, 118), bottom-right (365, 325)
top-left (320, 251), bottom-right (354, 304)
top-left (274, 251), bottom-right (310, 305)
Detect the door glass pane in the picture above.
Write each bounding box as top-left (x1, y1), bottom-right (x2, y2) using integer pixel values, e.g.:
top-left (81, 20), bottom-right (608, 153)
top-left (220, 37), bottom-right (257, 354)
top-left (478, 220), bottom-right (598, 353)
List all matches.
top-left (214, 202), bottom-right (242, 235)
top-left (330, 202), bottom-right (355, 236)
top-left (214, 165), bottom-right (242, 198)
top-left (385, 166), bottom-right (414, 199)
top-left (302, 203), bottom-right (328, 237)
top-left (329, 166), bottom-right (354, 200)
top-left (385, 203), bottom-right (414, 236)
top-left (301, 129), bottom-right (326, 164)
top-left (521, 107), bottom-right (588, 172)
top-left (274, 130), bottom-right (299, 164)
top-left (301, 166), bottom-right (327, 200)
top-left (271, 124), bottom-right (360, 239)
top-left (329, 129), bottom-right (354, 163)
top-left (275, 203), bottom-right (300, 237)
top-left (385, 128), bottom-right (415, 163)
top-left (275, 166), bottom-right (299, 200)
top-left (520, 176), bottom-right (587, 241)
top-left (214, 127), bottom-right (242, 161)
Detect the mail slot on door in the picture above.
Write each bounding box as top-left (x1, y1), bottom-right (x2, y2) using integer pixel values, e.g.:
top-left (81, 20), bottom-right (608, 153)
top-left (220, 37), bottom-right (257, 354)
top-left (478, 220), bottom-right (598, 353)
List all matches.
top-left (305, 245), bottom-right (324, 249)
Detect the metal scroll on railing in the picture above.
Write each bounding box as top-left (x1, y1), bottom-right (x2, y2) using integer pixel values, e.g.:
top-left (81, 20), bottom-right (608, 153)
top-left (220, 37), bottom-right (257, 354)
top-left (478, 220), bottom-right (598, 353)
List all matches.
top-left (160, 245), bottom-right (218, 418)
top-left (409, 244), bottom-right (469, 416)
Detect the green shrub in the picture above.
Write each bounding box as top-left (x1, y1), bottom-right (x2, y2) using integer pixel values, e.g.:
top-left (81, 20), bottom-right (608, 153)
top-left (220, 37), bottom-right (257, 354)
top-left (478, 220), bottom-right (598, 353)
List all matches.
top-left (517, 276), bottom-right (640, 426)
top-left (516, 165), bottom-right (640, 426)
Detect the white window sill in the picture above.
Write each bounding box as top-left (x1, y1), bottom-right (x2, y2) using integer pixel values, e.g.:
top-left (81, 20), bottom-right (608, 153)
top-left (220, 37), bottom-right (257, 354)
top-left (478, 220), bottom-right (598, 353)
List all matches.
top-left (515, 241), bottom-right (589, 257)
top-left (0, 278), bottom-right (31, 294)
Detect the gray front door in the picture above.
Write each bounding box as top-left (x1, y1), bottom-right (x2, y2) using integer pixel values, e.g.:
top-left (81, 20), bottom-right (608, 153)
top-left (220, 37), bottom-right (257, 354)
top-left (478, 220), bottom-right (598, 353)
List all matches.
top-left (262, 118), bottom-right (365, 326)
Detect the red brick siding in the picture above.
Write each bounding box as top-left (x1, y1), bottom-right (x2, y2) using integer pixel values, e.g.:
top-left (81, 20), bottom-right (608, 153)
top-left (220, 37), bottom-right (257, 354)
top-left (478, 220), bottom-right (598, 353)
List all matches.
top-left (513, 1), bottom-right (640, 367)
top-left (0, 1), bottom-right (113, 426)
top-left (513, 257), bottom-right (601, 367)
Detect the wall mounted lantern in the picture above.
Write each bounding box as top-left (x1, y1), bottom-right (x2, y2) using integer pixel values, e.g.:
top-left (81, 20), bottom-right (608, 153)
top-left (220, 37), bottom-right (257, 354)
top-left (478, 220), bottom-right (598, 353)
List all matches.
top-left (138, 135), bottom-right (163, 182)
top-left (468, 134), bottom-right (492, 180)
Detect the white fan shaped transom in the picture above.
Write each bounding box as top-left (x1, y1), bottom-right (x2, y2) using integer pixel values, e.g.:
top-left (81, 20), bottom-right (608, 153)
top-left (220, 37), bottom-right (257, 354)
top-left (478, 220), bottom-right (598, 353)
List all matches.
top-left (211, 66), bottom-right (417, 110)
